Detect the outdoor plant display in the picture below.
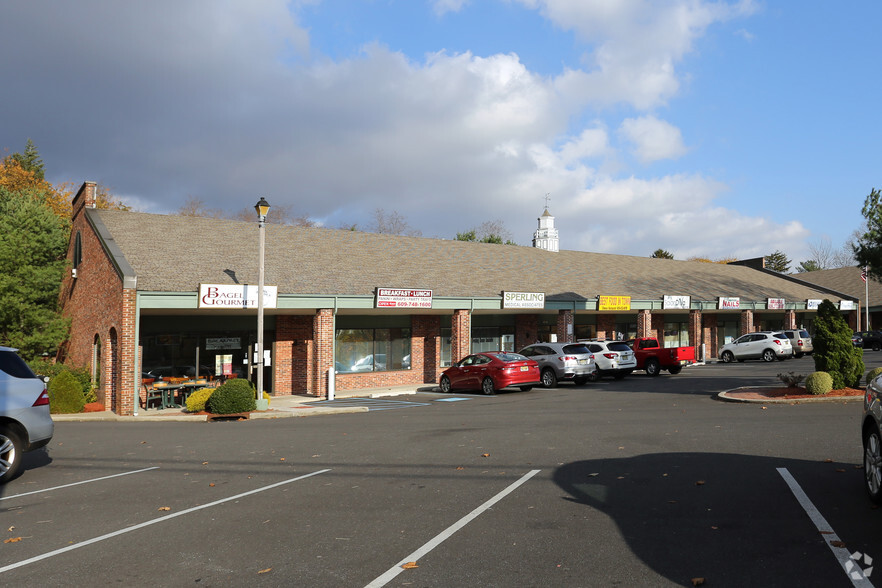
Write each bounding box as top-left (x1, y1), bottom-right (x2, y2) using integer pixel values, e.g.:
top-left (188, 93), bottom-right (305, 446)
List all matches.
top-left (812, 300), bottom-right (864, 389)
top-left (206, 378), bottom-right (256, 414)
top-left (185, 386), bottom-right (216, 413)
top-left (48, 369), bottom-right (86, 414)
top-left (805, 371), bottom-right (834, 395)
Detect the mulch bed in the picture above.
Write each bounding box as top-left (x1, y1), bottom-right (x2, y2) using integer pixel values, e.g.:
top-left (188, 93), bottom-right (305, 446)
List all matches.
top-left (726, 386), bottom-right (865, 400)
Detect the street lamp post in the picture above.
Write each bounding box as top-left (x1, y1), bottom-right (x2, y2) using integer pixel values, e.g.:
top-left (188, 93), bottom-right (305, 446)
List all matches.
top-left (255, 197), bottom-right (270, 404)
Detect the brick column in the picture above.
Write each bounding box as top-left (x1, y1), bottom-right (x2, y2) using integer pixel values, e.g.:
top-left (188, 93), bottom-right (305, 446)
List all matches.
top-left (596, 314), bottom-right (615, 339)
top-left (637, 310), bottom-right (652, 338)
top-left (651, 314), bottom-right (665, 339)
top-left (847, 309), bottom-right (859, 330)
top-left (413, 315), bottom-right (440, 383)
top-left (556, 309), bottom-right (573, 343)
top-left (313, 309), bottom-right (334, 398)
top-left (688, 309), bottom-right (702, 360)
top-left (702, 314), bottom-right (718, 359)
top-left (784, 309), bottom-right (797, 330)
top-left (451, 309), bottom-right (471, 362)
top-left (118, 288), bottom-right (137, 415)
top-left (515, 314), bottom-right (539, 349)
top-left (740, 309), bottom-right (754, 335)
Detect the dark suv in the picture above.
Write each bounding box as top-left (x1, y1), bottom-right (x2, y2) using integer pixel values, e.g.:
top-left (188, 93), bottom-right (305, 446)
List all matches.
top-left (863, 373), bottom-right (882, 503)
top-left (856, 331), bottom-right (882, 352)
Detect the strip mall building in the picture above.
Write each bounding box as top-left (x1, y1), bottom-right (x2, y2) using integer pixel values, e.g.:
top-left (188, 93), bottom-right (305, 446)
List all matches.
top-left (61, 182), bottom-right (861, 415)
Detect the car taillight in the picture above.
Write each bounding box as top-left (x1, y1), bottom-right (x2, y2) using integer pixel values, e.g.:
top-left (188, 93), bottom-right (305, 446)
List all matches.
top-left (559, 355), bottom-right (579, 362)
top-left (33, 386), bottom-right (50, 407)
top-left (773, 339), bottom-right (782, 345)
top-left (603, 353), bottom-right (617, 359)
top-left (797, 341), bottom-right (803, 346)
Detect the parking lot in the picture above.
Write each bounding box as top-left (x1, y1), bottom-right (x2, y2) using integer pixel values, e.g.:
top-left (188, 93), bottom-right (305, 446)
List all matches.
top-left (2, 355), bottom-right (880, 587)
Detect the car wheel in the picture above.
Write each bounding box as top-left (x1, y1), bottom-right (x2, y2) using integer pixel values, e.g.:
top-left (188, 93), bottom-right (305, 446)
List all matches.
top-left (573, 376), bottom-right (588, 386)
top-left (874, 343), bottom-right (881, 352)
top-left (668, 365), bottom-right (682, 375)
top-left (645, 359), bottom-right (661, 377)
top-left (864, 425), bottom-right (882, 504)
top-left (519, 385), bottom-right (533, 392)
top-left (762, 349), bottom-right (776, 362)
top-left (439, 375), bottom-right (452, 393)
top-left (587, 372), bottom-right (599, 382)
top-left (0, 426), bottom-right (23, 484)
top-left (541, 368), bottom-right (558, 388)
top-left (721, 351), bottom-right (734, 363)
top-left (481, 377), bottom-right (496, 396)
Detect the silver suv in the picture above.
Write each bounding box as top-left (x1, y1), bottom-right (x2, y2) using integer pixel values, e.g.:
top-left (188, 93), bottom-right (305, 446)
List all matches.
top-left (864, 373), bottom-right (882, 503)
top-left (719, 331), bottom-right (793, 363)
top-left (783, 329), bottom-right (813, 358)
top-left (517, 343), bottom-right (596, 388)
top-left (0, 347), bottom-right (53, 483)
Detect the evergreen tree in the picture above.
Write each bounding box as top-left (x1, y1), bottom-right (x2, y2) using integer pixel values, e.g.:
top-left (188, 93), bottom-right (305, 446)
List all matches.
top-left (650, 249), bottom-right (674, 259)
top-left (764, 250), bottom-right (791, 273)
top-left (0, 187), bottom-right (70, 358)
top-left (854, 187), bottom-right (882, 280)
top-left (795, 260), bottom-right (822, 273)
top-left (812, 299), bottom-right (864, 389)
top-left (9, 139), bottom-right (45, 180)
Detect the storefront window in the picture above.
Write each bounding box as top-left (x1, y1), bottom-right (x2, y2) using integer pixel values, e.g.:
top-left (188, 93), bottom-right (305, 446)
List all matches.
top-left (574, 324), bottom-right (596, 341)
top-left (614, 322), bottom-right (637, 341)
top-left (471, 326), bottom-right (514, 352)
top-left (663, 322), bottom-right (689, 347)
top-left (440, 328), bottom-right (452, 367)
top-left (718, 320), bottom-right (739, 346)
top-left (336, 328), bottom-right (411, 373)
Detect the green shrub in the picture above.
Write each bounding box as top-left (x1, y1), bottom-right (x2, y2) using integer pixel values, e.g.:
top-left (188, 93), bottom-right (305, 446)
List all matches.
top-left (805, 371), bottom-right (834, 395)
top-left (206, 379), bottom-right (256, 414)
top-left (867, 367), bottom-right (882, 385)
top-left (28, 361), bottom-right (93, 402)
top-left (777, 371), bottom-right (805, 388)
top-left (812, 300), bottom-right (864, 389)
top-left (186, 386), bottom-right (216, 413)
top-left (48, 369), bottom-right (86, 413)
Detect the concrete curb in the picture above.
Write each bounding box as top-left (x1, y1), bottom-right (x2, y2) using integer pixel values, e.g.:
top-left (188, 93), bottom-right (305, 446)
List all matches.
top-left (717, 386), bottom-right (863, 404)
top-left (52, 405), bottom-right (372, 422)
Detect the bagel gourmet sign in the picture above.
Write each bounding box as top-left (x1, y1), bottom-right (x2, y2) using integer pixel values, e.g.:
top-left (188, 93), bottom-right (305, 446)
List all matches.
top-left (199, 284), bottom-right (278, 309)
top-left (376, 288), bottom-right (433, 308)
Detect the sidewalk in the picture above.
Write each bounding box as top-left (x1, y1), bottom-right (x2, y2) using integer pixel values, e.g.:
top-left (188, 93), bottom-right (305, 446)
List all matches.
top-left (52, 384), bottom-right (441, 422)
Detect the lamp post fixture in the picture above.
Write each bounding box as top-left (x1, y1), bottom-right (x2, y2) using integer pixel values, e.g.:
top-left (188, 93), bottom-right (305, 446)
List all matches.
top-left (255, 197), bottom-right (270, 403)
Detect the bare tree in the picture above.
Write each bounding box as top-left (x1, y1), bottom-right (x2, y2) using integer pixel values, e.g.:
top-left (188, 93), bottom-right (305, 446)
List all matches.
top-left (178, 196), bottom-right (225, 218)
top-left (804, 236), bottom-right (856, 270)
top-left (369, 208), bottom-right (421, 236)
top-left (230, 203), bottom-right (315, 227)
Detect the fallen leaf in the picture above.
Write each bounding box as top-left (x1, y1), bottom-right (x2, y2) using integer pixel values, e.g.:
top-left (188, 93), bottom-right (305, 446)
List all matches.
top-left (668, 500), bottom-right (678, 504)
top-left (401, 562), bottom-right (419, 569)
top-left (7, 526), bottom-right (13, 532)
top-left (691, 578), bottom-right (705, 586)
top-left (455, 466), bottom-right (463, 470)
top-left (695, 480), bottom-right (705, 486)
top-left (280, 458), bottom-right (286, 461)
top-left (761, 406), bottom-right (767, 410)
top-left (257, 568), bottom-right (272, 574)
top-left (4, 537), bottom-right (22, 543)
top-left (209, 483), bottom-right (215, 487)
top-left (588, 473), bottom-right (599, 477)
top-left (202, 461), bottom-right (209, 465)
top-left (830, 540), bottom-right (846, 548)
top-left (158, 507), bottom-right (171, 511)
top-left (823, 459), bottom-right (834, 463)
top-left (481, 453), bottom-right (490, 458)
top-left (711, 526), bottom-right (718, 530)
top-left (835, 469), bottom-right (846, 473)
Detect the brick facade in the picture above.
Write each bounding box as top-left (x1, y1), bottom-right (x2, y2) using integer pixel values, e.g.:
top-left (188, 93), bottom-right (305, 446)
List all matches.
top-left (515, 314), bottom-right (539, 349)
top-left (596, 314), bottom-right (615, 339)
top-left (556, 309), bottom-right (573, 343)
top-left (451, 309), bottom-right (471, 363)
top-left (740, 310), bottom-right (754, 335)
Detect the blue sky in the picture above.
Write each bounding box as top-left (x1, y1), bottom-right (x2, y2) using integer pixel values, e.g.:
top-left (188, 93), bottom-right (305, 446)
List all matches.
top-left (2, 0), bottom-right (879, 266)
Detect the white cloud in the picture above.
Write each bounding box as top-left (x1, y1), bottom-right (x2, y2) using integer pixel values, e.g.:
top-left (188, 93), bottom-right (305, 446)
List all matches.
top-left (432, 0), bottom-right (470, 16)
top-left (618, 115), bottom-right (687, 163)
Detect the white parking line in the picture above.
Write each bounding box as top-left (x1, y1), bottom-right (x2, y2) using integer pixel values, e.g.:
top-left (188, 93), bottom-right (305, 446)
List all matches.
top-left (365, 469), bottom-right (541, 588)
top-left (777, 468), bottom-right (874, 587)
top-left (0, 467), bottom-right (160, 501)
top-left (0, 469), bottom-right (331, 575)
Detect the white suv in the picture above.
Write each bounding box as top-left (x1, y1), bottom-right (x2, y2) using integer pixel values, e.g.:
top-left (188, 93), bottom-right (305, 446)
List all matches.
top-left (0, 347), bottom-right (54, 483)
top-left (582, 340), bottom-right (637, 380)
top-left (718, 332), bottom-right (793, 363)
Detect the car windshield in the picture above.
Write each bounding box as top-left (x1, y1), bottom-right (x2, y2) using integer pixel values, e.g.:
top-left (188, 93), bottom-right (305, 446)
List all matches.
top-left (495, 353), bottom-right (528, 362)
top-left (562, 344), bottom-right (591, 355)
top-left (608, 342), bottom-right (631, 352)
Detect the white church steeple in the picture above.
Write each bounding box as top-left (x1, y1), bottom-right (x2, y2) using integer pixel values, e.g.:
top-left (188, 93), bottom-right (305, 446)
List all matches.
top-left (532, 201), bottom-right (559, 252)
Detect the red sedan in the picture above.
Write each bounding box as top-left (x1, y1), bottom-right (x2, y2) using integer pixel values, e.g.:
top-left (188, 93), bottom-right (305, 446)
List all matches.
top-left (439, 351), bottom-right (541, 395)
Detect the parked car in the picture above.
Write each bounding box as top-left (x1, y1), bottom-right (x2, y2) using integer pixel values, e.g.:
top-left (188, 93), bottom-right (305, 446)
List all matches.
top-left (856, 331), bottom-right (882, 351)
top-left (0, 346), bottom-right (53, 483)
top-left (853, 333), bottom-right (865, 348)
top-left (863, 373), bottom-right (882, 503)
top-left (439, 352), bottom-right (540, 395)
top-left (718, 332), bottom-right (793, 363)
top-left (517, 343), bottom-right (596, 387)
top-left (582, 340), bottom-right (637, 380)
top-left (628, 337), bottom-right (695, 376)
top-left (783, 329), bottom-right (813, 358)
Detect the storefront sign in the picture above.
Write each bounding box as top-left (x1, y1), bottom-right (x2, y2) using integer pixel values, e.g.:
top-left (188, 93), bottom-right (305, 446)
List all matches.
top-left (215, 354), bottom-right (233, 376)
top-left (767, 298), bottom-right (785, 310)
top-left (663, 295), bottom-right (690, 310)
top-left (598, 295), bottom-right (631, 311)
top-left (205, 337), bottom-right (241, 350)
top-left (199, 284), bottom-right (278, 309)
top-left (503, 291), bottom-right (545, 309)
top-left (376, 288), bottom-right (433, 308)
top-left (806, 299), bottom-right (822, 310)
top-left (718, 297), bottom-right (740, 310)
top-left (840, 300), bottom-right (856, 310)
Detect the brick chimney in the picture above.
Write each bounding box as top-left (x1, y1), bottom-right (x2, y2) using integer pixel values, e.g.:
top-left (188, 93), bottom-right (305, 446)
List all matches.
top-left (71, 181), bottom-right (97, 221)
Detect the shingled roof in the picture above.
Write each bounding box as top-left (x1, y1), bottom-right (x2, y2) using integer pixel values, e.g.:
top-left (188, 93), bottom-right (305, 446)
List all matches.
top-left (91, 209), bottom-right (839, 304)
top-left (788, 266), bottom-right (881, 308)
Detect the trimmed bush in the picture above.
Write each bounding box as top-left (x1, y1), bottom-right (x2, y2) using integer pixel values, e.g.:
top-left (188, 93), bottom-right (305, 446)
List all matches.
top-left (805, 371), bottom-right (834, 396)
top-left (48, 369), bottom-right (86, 414)
top-left (812, 300), bottom-right (864, 389)
top-left (206, 379), bottom-right (256, 415)
top-left (777, 371), bottom-right (805, 388)
top-left (28, 361), bottom-right (94, 402)
top-left (186, 386), bottom-right (216, 413)
top-left (867, 367), bottom-right (882, 385)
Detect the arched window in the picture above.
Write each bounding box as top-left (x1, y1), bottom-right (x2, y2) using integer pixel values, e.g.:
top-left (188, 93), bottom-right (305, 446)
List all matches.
top-left (73, 231), bottom-right (83, 268)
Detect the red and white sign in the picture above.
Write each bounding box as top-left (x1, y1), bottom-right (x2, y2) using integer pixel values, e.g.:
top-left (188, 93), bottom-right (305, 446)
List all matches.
top-left (718, 297), bottom-right (740, 310)
top-left (376, 288), bottom-right (433, 308)
top-left (767, 298), bottom-right (785, 310)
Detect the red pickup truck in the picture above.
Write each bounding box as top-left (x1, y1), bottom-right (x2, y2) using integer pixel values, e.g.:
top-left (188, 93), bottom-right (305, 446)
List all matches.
top-left (628, 337), bottom-right (695, 376)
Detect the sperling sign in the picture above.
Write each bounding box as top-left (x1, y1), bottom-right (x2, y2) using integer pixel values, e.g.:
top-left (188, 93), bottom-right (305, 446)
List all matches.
top-left (503, 291), bottom-right (545, 309)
